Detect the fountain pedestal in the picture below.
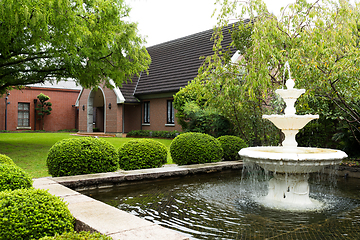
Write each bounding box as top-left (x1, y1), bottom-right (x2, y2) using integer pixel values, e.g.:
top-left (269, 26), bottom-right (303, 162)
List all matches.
top-left (264, 173), bottom-right (314, 208)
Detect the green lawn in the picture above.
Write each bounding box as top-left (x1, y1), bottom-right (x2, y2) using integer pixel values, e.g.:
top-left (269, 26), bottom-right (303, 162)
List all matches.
top-left (0, 133), bottom-right (173, 178)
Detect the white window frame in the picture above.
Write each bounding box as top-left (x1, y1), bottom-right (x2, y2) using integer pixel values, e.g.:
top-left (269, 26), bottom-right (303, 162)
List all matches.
top-left (18, 102), bottom-right (30, 127)
top-left (167, 100), bottom-right (175, 125)
top-left (144, 101), bottom-right (150, 124)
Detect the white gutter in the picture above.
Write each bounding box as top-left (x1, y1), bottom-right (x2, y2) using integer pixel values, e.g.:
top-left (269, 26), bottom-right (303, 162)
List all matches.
top-left (110, 79), bottom-right (125, 104)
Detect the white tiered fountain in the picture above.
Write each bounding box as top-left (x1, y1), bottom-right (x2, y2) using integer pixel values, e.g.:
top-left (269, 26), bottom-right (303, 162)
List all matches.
top-left (239, 74), bottom-right (348, 210)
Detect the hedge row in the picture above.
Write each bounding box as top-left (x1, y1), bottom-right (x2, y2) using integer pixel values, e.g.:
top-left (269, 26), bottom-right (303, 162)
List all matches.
top-left (119, 139), bottom-right (168, 170)
top-left (170, 132), bottom-right (224, 165)
top-left (0, 154), bottom-right (74, 240)
top-left (0, 133), bottom-right (248, 239)
top-left (0, 189), bottom-right (74, 239)
top-left (0, 153), bottom-right (15, 165)
top-left (39, 231), bottom-right (112, 240)
top-left (45, 134), bottom-right (248, 176)
top-left (0, 154), bottom-right (109, 239)
top-left (217, 135), bottom-right (248, 161)
top-left (0, 164), bottom-right (33, 191)
top-left (126, 130), bottom-right (181, 139)
top-left (47, 137), bottom-right (119, 177)
top-left (0, 153), bottom-right (33, 192)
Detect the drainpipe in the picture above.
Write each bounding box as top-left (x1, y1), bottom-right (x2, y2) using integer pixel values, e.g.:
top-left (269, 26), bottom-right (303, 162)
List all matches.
top-left (140, 102), bottom-right (143, 130)
top-left (72, 105), bottom-right (77, 130)
top-left (33, 99), bottom-right (37, 130)
top-left (122, 104), bottom-right (125, 134)
top-left (4, 93), bottom-right (10, 130)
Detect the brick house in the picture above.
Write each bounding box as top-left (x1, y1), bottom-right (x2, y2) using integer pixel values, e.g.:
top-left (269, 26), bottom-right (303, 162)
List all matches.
top-left (0, 25), bottom-right (238, 134)
top-left (0, 81), bottom-right (81, 131)
top-left (76, 24), bottom-right (238, 135)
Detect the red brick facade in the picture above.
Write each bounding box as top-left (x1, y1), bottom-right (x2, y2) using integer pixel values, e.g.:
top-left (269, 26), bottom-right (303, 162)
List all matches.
top-left (0, 87), bottom-right (80, 131)
top-left (141, 97), bottom-right (181, 132)
top-left (77, 85), bottom-right (181, 134)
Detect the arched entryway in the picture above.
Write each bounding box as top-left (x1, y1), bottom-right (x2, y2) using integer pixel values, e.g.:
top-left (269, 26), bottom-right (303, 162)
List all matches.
top-left (87, 88), bottom-right (106, 133)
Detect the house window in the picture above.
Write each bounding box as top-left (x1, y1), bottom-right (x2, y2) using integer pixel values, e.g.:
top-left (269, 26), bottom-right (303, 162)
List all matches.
top-left (167, 100), bottom-right (175, 124)
top-left (144, 101), bottom-right (150, 123)
top-left (18, 103), bottom-right (30, 127)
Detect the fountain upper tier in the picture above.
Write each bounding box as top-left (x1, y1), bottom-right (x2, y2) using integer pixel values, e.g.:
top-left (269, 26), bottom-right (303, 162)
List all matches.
top-left (262, 114), bottom-right (319, 130)
top-left (263, 79), bottom-right (319, 148)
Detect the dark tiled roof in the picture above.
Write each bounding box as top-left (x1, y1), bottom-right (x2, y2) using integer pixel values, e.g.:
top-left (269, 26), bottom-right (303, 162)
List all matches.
top-left (120, 23), bottom-right (240, 102)
top-left (119, 75), bottom-right (140, 103)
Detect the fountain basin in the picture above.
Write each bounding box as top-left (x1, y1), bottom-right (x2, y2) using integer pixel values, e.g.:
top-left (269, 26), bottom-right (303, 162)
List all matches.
top-left (263, 114), bottom-right (319, 130)
top-left (276, 88), bottom-right (305, 99)
top-left (239, 146), bottom-right (347, 173)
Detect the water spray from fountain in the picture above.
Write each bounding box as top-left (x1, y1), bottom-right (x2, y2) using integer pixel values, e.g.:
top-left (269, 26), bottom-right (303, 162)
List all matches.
top-left (282, 61), bottom-right (291, 88)
top-left (239, 62), bottom-right (348, 211)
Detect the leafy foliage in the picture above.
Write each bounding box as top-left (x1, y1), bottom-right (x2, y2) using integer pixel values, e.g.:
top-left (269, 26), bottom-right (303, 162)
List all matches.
top-left (173, 81), bottom-right (234, 138)
top-left (170, 132), bottom-right (223, 165)
top-left (47, 137), bottom-right (119, 177)
top-left (182, 101), bottom-right (233, 137)
top-left (217, 135), bottom-right (248, 161)
top-left (296, 117), bottom-right (339, 148)
top-left (126, 130), bottom-right (181, 139)
top-left (173, 81), bottom-right (208, 130)
top-left (0, 164), bottom-right (33, 191)
top-left (0, 188), bottom-right (74, 240)
top-left (332, 124), bottom-right (360, 158)
top-left (118, 139), bottom-right (168, 170)
top-left (0, 0), bottom-right (150, 93)
top-left (36, 93), bottom-right (52, 130)
top-left (0, 153), bottom-right (15, 165)
top-left (207, 0), bottom-right (360, 151)
top-left (180, 74), bottom-right (280, 146)
top-left (39, 231), bottom-right (112, 240)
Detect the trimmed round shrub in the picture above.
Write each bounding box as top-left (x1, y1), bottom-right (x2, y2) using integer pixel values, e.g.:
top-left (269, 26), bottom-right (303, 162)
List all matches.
top-left (39, 231), bottom-right (112, 240)
top-left (217, 135), bottom-right (248, 161)
top-left (118, 139), bottom-right (168, 170)
top-left (170, 132), bottom-right (223, 165)
top-left (0, 188), bottom-right (74, 240)
top-left (0, 164), bottom-right (33, 191)
top-left (0, 153), bottom-right (15, 165)
top-left (47, 137), bottom-right (119, 177)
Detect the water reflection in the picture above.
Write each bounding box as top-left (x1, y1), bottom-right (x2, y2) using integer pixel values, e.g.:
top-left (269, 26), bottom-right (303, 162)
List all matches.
top-left (81, 170), bottom-right (360, 239)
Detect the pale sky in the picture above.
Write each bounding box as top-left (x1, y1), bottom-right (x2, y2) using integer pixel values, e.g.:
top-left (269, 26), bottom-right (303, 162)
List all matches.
top-left (126, 0), bottom-right (295, 47)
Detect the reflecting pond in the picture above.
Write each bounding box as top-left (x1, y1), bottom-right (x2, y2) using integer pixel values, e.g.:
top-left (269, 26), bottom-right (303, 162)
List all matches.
top-left (81, 170), bottom-right (360, 239)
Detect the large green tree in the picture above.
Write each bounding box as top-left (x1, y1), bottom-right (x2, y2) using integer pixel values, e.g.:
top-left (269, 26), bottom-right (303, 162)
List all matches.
top-left (0, 0), bottom-right (151, 93)
top-left (193, 0), bottom-right (360, 147)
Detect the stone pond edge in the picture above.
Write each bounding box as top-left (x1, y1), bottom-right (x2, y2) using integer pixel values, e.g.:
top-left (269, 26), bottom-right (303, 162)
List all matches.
top-left (32, 161), bottom-right (360, 239)
top-left (33, 161), bottom-right (243, 240)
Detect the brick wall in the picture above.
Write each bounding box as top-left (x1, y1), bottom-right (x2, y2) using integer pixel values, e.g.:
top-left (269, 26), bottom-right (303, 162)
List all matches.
top-left (124, 104), bottom-right (141, 133)
top-left (77, 85), bottom-right (182, 134)
top-left (0, 87), bottom-right (80, 131)
top-left (103, 86), bottom-right (122, 133)
top-left (141, 97), bottom-right (182, 132)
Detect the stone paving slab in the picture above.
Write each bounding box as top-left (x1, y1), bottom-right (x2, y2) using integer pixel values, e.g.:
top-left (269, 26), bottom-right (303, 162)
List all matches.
top-left (54, 161), bottom-right (243, 190)
top-left (110, 224), bottom-right (191, 240)
top-left (32, 161), bottom-right (243, 240)
top-left (33, 177), bottom-right (189, 240)
top-left (67, 200), bottom-right (155, 234)
top-left (35, 179), bottom-right (80, 197)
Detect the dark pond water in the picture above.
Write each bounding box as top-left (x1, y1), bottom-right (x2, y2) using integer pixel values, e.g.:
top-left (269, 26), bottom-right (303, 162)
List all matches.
top-left (81, 170), bottom-right (360, 239)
